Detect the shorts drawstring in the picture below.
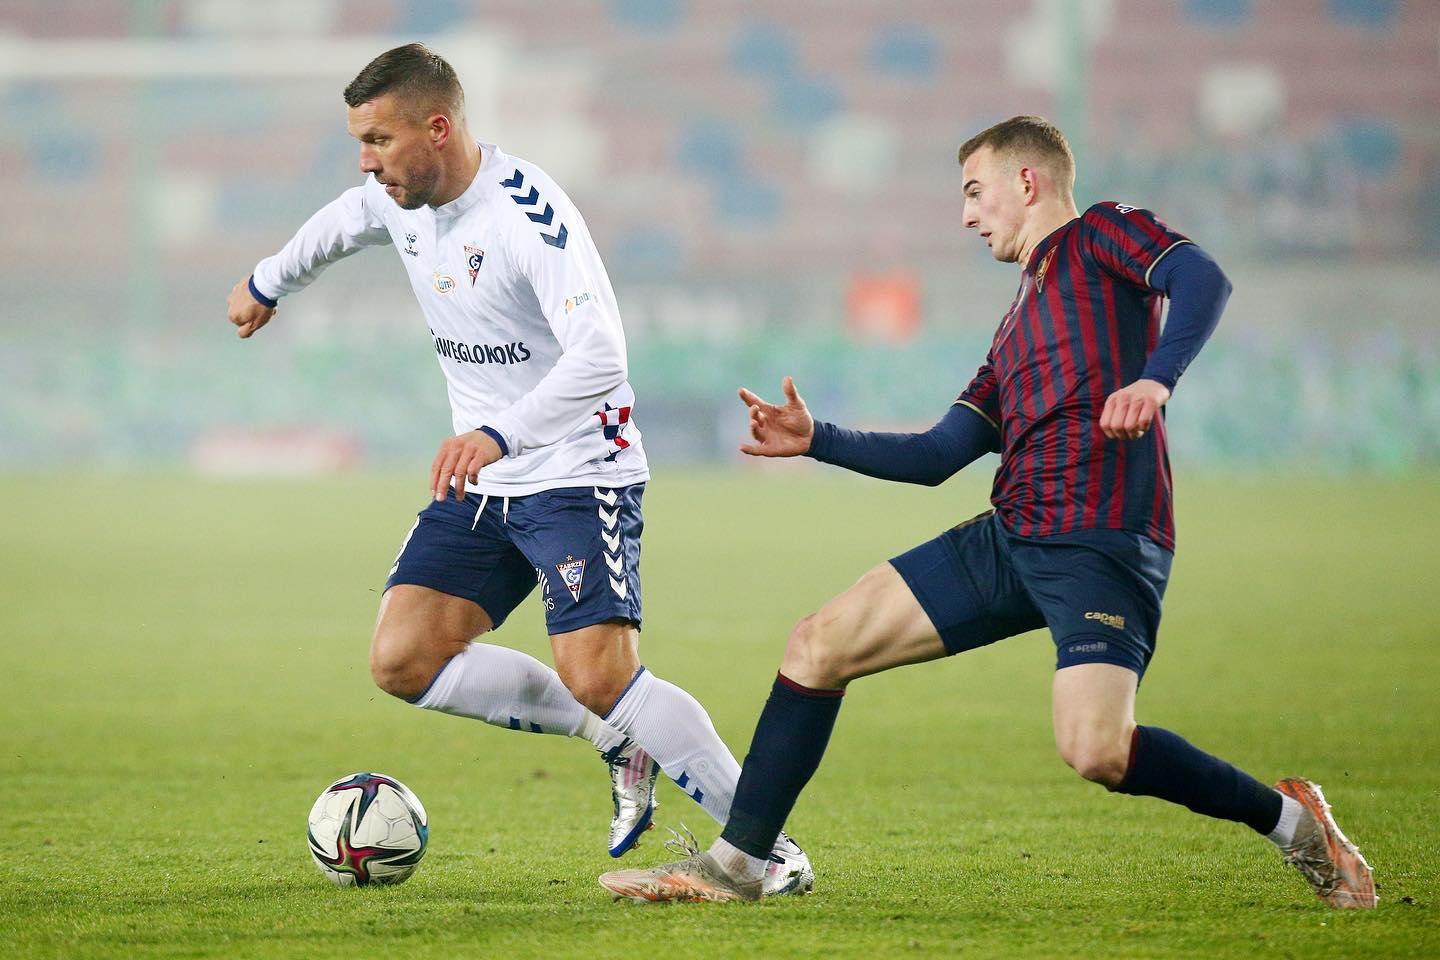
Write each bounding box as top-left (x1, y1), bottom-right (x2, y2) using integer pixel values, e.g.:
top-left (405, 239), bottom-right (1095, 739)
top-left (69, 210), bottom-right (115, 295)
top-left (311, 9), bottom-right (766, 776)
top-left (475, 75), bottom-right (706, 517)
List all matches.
top-left (468, 494), bottom-right (511, 529)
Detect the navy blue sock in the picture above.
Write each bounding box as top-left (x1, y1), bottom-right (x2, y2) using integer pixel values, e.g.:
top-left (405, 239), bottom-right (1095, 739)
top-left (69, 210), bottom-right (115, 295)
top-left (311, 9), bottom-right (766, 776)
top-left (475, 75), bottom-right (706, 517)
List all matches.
top-left (719, 674), bottom-right (845, 859)
top-left (1116, 725), bottom-right (1282, 834)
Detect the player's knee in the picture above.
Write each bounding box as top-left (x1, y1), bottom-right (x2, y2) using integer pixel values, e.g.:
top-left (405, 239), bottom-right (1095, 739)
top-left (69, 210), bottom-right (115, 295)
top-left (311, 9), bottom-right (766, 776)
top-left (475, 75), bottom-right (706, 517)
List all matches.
top-left (782, 613), bottom-right (853, 688)
top-left (370, 651), bottom-right (427, 700)
top-left (560, 669), bottom-right (628, 717)
top-left (368, 644), bottom-right (423, 699)
top-left (369, 627), bottom-right (438, 701)
top-left (1057, 736), bottom-right (1130, 789)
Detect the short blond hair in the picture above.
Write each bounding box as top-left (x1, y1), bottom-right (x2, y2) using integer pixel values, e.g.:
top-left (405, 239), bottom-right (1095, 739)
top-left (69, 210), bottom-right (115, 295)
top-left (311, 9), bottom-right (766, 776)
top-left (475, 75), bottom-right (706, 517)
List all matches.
top-left (958, 115), bottom-right (1075, 192)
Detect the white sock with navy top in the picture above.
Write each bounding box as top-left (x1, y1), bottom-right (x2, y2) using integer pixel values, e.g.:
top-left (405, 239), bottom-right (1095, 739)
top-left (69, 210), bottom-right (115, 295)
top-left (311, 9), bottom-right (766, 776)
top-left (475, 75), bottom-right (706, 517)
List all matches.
top-left (603, 666), bottom-right (741, 825)
top-left (413, 642), bottom-right (627, 754)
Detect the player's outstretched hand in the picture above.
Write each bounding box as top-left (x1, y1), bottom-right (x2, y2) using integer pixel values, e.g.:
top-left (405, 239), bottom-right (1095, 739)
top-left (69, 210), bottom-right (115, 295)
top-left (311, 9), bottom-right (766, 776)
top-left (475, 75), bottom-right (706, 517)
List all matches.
top-left (430, 430), bottom-right (504, 501)
top-left (1100, 378), bottom-right (1171, 440)
top-left (227, 277), bottom-right (277, 339)
top-left (737, 376), bottom-right (814, 457)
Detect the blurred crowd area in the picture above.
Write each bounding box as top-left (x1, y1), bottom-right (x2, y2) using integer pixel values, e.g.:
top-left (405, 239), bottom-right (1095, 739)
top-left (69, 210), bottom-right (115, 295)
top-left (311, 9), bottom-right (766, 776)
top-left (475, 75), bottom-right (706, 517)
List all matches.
top-left (1, 0), bottom-right (1437, 469)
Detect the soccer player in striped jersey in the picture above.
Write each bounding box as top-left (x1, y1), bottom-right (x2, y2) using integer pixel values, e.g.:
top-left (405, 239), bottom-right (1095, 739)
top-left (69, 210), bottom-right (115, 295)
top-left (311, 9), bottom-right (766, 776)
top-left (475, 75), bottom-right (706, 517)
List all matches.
top-left (224, 43), bottom-right (810, 894)
top-left (600, 115), bottom-right (1374, 908)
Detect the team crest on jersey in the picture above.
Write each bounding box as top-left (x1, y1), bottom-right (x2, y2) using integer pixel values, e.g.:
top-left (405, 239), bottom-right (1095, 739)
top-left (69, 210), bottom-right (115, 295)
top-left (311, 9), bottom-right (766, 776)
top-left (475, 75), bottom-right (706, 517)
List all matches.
top-left (465, 244), bottom-right (485, 285)
top-left (555, 556), bottom-right (585, 603)
top-left (433, 271), bottom-right (456, 294)
top-left (1034, 249), bottom-right (1056, 293)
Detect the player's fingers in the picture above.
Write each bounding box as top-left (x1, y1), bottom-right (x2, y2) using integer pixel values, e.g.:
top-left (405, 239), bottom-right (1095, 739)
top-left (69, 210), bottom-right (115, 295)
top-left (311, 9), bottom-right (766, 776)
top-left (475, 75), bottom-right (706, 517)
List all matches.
top-left (451, 449), bottom-right (478, 499)
top-left (1099, 393), bottom-right (1120, 438)
top-left (781, 376), bottom-right (799, 404)
top-left (738, 442), bottom-right (764, 457)
top-left (751, 418), bottom-right (764, 443)
top-left (458, 451), bottom-right (478, 489)
top-left (434, 447), bottom-right (461, 500)
top-left (738, 387), bottom-right (765, 409)
top-left (429, 445), bottom-right (448, 498)
top-left (1122, 398), bottom-right (1145, 438)
top-left (1134, 401), bottom-right (1156, 437)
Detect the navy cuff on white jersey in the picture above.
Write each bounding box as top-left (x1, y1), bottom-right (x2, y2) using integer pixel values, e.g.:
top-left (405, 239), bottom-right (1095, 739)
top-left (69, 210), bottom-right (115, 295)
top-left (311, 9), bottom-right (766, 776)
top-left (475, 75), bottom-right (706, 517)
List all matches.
top-left (477, 425), bottom-right (509, 457)
top-left (247, 275), bottom-right (278, 309)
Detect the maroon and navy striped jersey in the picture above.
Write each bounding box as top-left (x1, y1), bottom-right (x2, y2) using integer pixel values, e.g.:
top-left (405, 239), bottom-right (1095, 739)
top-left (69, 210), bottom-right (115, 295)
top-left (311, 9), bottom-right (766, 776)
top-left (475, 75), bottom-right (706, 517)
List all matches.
top-left (957, 202), bottom-right (1192, 550)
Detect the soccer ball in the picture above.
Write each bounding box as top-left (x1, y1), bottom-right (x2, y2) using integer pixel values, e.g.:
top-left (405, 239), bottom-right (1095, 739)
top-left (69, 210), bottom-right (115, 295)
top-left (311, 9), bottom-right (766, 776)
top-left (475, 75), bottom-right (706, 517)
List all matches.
top-left (306, 772), bottom-right (429, 886)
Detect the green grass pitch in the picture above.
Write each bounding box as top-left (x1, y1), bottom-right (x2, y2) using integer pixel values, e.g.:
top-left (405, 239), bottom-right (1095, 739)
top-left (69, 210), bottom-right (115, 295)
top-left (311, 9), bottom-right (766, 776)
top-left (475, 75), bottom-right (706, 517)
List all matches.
top-left (2, 469), bottom-right (1437, 958)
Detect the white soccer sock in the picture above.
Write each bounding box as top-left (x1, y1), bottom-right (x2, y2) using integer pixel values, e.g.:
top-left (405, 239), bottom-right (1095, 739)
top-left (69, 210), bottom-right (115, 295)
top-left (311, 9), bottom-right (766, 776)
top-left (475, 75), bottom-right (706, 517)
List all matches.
top-left (414, 642), bottom-right (627, 753)
top-left (1266, 793), bottom-right (1305, 848)
top-left (709, 837), bottom-right (768, 885)
top-left (602, 667), bottom-right (741, 825)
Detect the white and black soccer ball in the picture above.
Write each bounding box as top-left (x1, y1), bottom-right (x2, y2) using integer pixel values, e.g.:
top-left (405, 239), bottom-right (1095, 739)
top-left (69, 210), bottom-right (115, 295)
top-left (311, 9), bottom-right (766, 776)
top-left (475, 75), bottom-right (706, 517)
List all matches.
top-left (306, 772), bottom-right (429, 886)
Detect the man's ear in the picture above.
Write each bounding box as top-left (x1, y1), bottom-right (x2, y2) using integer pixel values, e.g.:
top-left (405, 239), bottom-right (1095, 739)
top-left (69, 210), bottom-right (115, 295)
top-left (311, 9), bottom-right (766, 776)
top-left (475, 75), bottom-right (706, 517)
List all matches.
top-left (1018, 165), bottom-right (1040, 206)
top-left (429, 113), bottom-right (452, 149)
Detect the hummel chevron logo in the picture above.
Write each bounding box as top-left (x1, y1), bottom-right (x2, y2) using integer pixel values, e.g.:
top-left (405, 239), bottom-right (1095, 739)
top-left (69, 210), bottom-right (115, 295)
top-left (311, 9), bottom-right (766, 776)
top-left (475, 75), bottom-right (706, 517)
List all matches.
top-left (500, 169), bottom-right (568, 249)
top-left (593, 487), bottom-right (617, 506)
top-left (605, 553), bottom-right (623, 576)
top-left (601, 530), bottom-right (620, 553)
top-left (598, 507), bottom-right (617, 529)
top-left (609, 575), bottom-right (627, 599)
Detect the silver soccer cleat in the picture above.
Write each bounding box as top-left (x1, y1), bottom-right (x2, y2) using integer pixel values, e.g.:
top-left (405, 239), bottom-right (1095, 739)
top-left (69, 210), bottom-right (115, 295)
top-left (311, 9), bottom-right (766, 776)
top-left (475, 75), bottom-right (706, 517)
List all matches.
top-left (602, 738), bottom-right (660, 858)
top-left (764, 831), bottom-right (815, 897)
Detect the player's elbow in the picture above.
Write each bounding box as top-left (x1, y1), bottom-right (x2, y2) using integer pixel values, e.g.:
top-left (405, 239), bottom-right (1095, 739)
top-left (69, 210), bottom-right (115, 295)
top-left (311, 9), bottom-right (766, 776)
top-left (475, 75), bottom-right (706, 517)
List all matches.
top-left (915, 467), bottom-right (956, 487)
top-left (586, 350), bottom-right (628, 393)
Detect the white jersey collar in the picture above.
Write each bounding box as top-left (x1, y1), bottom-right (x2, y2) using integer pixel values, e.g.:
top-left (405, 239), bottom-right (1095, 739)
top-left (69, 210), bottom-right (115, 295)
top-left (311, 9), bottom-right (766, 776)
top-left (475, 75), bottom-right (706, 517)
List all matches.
top-left (433, 142), bottom-right (499, 219)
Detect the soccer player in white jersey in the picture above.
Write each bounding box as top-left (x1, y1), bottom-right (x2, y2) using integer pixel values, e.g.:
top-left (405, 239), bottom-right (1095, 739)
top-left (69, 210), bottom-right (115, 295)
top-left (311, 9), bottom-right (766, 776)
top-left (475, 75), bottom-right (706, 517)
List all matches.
top-left (223, 43), bottom-right (811, 894)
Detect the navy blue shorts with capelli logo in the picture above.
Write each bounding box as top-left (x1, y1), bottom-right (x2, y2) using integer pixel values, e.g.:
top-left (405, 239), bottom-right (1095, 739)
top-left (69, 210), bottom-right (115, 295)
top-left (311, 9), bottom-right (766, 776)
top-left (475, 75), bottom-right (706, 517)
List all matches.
top-left (385, 483), bottom-right (644, 636)
top-left (889, 511), bottom-right (1172, 676)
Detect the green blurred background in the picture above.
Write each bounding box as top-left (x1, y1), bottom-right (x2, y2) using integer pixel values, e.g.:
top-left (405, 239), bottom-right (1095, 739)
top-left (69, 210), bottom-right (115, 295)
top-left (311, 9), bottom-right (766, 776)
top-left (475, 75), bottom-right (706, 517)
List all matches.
top-left (1, 0), bottom-right (1437, 470)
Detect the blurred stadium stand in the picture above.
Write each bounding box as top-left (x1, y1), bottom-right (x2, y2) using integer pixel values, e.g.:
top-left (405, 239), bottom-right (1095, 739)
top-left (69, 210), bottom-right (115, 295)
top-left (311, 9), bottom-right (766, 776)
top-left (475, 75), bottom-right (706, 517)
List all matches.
top-left (0, 0), bottom-right (1435, 469)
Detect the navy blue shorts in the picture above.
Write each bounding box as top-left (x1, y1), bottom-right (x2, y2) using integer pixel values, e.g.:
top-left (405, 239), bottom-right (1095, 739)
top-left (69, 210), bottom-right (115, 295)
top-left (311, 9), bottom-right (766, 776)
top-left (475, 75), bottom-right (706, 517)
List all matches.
top-left (889, 511), bottom-right (1172, 676)
top-left (385, 484), bottom-right (644, 636)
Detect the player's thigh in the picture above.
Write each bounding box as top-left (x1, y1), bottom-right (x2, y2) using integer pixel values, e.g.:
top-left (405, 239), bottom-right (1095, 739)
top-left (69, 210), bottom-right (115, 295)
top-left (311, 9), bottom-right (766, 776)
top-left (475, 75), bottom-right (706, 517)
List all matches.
top-left (373, 584), bottom-right (492, 657)
top-left (863, 512), bottom-right (1046, 678)
top-left (1006, 529), bottom-right (1171, 678)
top-left (506, 483), bottom-right (645, 641)
top-left (1051, 661), bottom-right (1139, 767)
top-left (783, 562), bottom-right (949, 688)
top-left (374, 495), bottom-right (537, 683)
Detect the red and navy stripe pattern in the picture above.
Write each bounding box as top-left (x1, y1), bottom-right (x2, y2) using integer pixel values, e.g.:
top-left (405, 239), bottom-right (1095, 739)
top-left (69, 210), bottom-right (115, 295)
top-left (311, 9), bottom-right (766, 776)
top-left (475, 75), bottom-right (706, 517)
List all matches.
top-left (958, 202), bottom-right (1190, 551)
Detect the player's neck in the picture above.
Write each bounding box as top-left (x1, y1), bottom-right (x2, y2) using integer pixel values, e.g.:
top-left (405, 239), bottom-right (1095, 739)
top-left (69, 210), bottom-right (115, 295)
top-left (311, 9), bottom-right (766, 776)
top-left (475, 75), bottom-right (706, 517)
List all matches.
top-left (1017, 201), bottom-right (1080, 267)
top-left (431, 137), bottom-right (483, 208)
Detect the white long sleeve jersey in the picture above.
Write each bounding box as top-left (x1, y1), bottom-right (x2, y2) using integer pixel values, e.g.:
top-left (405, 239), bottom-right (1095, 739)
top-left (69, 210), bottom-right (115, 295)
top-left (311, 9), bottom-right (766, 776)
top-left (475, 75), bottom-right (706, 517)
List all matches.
top-left (252, 143), bottom-right (648, 495)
